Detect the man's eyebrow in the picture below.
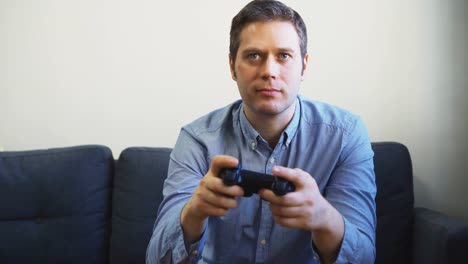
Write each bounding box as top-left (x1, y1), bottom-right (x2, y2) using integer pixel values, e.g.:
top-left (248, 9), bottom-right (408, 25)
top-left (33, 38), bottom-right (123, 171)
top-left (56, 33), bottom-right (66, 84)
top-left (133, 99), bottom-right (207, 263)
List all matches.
top-left (241, 47), bottom-right (263, 53)
top-left (241, 47), bottom-right (297, 54)
top-left (277, 47), bottom-right (296, 54)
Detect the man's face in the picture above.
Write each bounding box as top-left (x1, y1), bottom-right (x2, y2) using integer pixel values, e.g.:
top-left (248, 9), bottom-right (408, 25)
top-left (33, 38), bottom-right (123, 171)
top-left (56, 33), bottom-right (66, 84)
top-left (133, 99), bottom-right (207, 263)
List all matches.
top-left (230, 20), bottom-right (308, 119)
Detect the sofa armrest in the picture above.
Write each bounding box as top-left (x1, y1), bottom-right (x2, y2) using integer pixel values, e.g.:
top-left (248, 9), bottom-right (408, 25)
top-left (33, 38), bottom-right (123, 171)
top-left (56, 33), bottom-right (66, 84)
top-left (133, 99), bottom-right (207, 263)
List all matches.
top-left (412, 207), bottom-right (468, 264)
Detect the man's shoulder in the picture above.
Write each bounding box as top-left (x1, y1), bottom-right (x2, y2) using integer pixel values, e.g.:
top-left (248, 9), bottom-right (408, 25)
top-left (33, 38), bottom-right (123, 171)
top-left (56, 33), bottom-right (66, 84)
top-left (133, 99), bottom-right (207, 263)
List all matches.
top-left (182, 100), bottom-right (242, 136)
top-left (299, 96), bottom-right (360, 132)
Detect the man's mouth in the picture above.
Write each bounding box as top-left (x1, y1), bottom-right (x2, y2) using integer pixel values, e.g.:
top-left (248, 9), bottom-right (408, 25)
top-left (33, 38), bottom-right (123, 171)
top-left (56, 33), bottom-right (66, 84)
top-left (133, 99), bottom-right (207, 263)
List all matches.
top-left (257, 88), bottom-right (281, 96)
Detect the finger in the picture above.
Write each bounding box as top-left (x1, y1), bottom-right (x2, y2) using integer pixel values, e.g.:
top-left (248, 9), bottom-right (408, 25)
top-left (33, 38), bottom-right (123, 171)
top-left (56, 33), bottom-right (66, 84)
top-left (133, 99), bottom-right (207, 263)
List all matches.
top-left (203, 191), bottom-right (239, 209)
top-left (192, 186), bottom-right (239, 215)
top-left (259, 188), bottom-right (302, 207)
top-left (258, 189), bottom-right (276, 202)
top-left (205, 174), bottom-right (244, 197)
top-left (188, 193), bottom-right (229, 218)
top-left (223, 185), bottom-right (245, 197)
top-left (197, 200), bottom-right (230, 217)
top-left (259, 188), bottom-right (287, 204)
top-left (201, 174), bottom-right (243, 203)
top-left (272, 166), bottom-right (309, 189)
top-left (272, 215), bottom-right (303, 228)
top-left (210, 155), bottom-right (239, 176)
top-left (269, 204), bottom-right (305, 218)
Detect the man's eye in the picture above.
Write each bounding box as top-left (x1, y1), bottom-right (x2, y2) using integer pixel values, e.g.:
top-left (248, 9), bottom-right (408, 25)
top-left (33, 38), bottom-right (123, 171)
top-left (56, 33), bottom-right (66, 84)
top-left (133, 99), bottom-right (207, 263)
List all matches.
top-left (279, 53), bottom-right (290, 60)
top-left (247, 53), bottom-right (259, 60)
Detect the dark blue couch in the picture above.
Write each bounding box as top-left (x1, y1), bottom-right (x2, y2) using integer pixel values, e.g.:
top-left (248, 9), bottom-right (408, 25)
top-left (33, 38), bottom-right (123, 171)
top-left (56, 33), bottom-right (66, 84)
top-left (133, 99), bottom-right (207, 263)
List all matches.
top-left (0, 142), bottom-right (467, 263)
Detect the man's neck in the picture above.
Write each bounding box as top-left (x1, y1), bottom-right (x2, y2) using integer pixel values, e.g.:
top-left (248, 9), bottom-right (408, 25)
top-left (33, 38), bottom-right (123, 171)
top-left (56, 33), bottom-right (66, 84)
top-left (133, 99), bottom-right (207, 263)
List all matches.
top-left (243, 103), bottom-right (296, 149)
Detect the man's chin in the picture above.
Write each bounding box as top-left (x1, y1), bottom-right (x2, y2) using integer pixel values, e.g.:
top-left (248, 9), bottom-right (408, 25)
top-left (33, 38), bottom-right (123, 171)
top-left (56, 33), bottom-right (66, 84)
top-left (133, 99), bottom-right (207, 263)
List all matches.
top-left (253, 100), bottom-right (297, 117)
top-left (254, 105), bottom-right (286, 116)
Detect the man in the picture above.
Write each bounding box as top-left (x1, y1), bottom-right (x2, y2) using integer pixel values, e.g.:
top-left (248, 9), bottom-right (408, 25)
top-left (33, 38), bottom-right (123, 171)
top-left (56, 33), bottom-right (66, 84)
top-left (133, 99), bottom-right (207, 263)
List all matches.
top-left (147, 0), bottom-right (376, 263)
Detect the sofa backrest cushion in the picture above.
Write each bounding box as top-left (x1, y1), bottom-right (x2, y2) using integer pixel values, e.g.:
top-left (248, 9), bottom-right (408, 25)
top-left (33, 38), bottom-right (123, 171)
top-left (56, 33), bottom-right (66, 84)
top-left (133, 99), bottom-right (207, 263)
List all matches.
top-left (0, 145), bottom-right (114, 264)
top-left (373, 142), bottom-right (415, 264)
top-left (110, 147), bottom-right (171, 264)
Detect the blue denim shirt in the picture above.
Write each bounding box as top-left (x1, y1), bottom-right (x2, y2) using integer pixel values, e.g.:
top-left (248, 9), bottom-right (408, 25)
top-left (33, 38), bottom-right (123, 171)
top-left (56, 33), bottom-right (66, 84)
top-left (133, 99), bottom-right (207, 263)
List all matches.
top-left (147, 96), bottom-right (376, 264)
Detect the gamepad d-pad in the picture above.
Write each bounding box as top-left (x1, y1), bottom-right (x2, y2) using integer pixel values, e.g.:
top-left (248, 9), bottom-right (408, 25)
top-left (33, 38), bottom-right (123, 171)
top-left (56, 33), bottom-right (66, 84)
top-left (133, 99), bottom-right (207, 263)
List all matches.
top-left (220, 165), bottom-right (295, 196)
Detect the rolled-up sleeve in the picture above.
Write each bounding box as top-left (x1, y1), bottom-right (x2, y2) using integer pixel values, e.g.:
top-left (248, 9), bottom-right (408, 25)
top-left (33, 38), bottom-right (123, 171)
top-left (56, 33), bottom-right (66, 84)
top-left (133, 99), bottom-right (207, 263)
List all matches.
top-left (146, 202), bottom-right (188, 263)
top-left (146, 128), bottom-right (209, 264)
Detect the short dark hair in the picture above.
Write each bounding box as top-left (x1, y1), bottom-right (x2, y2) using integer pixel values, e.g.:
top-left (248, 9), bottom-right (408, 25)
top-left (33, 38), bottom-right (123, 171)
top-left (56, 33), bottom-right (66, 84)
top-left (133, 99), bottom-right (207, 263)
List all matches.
top-left (229, 0), bottom-right (308, 66)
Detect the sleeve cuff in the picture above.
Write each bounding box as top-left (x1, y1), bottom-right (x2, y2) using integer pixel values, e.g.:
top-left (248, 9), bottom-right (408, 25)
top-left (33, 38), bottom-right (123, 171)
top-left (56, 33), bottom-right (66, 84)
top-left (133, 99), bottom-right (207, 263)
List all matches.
top-left (311, 217), bottom-right (362, 264)
top-left (168, 204), bottom-right (207, 263)
top-left (336, 216), bottom-right (376, 264)
top-left (187, 229), bottom-right (206, 264)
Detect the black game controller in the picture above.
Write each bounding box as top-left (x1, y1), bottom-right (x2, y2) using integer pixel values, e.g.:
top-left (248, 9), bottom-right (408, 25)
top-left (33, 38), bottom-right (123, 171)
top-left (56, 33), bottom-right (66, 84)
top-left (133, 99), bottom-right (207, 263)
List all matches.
top-left (220, 165), bottom-right (295, 196)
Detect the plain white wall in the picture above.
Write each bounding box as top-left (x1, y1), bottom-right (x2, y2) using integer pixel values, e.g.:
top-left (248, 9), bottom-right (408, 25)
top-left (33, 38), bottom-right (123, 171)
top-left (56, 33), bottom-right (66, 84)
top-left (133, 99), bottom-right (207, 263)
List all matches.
top-left (1, 0), bottom-right (467, 220)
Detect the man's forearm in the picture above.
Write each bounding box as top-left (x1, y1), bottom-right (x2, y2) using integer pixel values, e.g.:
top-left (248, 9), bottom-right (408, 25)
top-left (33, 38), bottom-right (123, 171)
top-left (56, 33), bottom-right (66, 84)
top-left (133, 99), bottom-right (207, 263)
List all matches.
top-left (312, 206), bottom-right (345, 264)
top-left (180, 202), bottom-right (207, 249)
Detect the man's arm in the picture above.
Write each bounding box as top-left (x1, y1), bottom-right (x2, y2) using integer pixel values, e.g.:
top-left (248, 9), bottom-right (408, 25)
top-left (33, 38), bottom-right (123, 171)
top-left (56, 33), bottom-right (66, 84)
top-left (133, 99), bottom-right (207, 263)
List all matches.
top-left (324, 117), bottom-right (376, 263)
top-left (146, 129), bottom-right (208, 264)
top-left (180, 155), bottom-right (243, 248)
top-left (260, 117), bottom-right (376, 264)
top-left (146, 130), bottom-right (245, 264)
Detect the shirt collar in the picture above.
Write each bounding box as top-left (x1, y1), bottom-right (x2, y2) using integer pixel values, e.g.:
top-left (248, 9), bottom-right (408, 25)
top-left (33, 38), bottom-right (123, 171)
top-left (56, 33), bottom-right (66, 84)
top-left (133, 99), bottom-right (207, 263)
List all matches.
top-left (284, 96), bottom-right (301, 147)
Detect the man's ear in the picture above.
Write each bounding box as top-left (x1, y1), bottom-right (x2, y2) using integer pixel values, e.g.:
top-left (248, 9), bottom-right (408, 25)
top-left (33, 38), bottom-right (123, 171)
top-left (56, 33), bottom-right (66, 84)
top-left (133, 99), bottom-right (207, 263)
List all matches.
top-left (229, 54), bottom-right (237, 80)
top-left (301, 53), bottom-right (309, 81)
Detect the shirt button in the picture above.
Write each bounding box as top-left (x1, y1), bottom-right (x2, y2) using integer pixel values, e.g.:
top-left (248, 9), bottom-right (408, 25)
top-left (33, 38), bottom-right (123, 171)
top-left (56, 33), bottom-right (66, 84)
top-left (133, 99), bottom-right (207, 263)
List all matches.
top-left (250, 142), bottom-right (257, 150)
top-left (260, 239), bottom-right (267, 245)
top-left (191, 250), bottom-right (198, 256)
top-left (269, 157), bottom-right (275, 164)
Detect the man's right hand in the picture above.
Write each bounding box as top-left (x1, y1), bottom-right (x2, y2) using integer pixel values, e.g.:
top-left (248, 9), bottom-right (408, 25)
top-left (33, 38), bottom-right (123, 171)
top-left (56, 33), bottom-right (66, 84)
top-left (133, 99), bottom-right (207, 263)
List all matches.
top-left (180, 155), bottom-right (244, 246)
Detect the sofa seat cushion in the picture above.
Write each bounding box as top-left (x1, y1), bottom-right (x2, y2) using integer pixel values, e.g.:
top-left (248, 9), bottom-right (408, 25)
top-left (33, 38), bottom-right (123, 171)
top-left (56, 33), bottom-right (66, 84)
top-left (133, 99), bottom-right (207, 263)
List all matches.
top-left (0, 145), bottom-right (113, 264)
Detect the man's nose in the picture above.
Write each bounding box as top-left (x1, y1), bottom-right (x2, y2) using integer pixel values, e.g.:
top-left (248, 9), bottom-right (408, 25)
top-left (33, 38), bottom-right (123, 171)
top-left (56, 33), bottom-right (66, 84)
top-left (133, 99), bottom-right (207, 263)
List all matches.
top-left (261, 56), bottom-right (280, 80)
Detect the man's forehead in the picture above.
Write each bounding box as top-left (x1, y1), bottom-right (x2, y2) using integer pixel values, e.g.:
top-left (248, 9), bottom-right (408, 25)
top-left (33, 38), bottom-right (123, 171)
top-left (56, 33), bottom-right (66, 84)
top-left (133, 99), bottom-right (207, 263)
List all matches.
top-left (242, 20), bottom-right (295, 33)
top-left (238, 21), bottom-right (300, 51)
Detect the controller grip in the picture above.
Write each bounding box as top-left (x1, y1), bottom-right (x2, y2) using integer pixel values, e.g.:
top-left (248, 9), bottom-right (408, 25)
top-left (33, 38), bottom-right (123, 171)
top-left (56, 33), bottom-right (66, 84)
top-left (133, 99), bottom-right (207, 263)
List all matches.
top-left (220, 166), bottom-right (241, 186)
top-left (272, 180), bottom-right (295, 196)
